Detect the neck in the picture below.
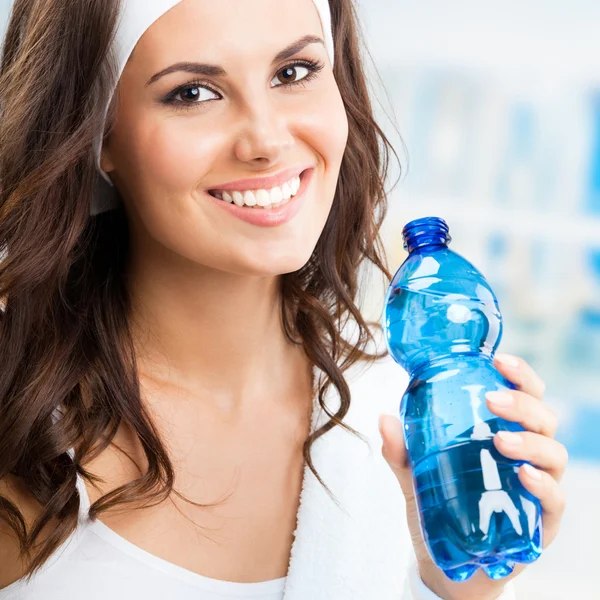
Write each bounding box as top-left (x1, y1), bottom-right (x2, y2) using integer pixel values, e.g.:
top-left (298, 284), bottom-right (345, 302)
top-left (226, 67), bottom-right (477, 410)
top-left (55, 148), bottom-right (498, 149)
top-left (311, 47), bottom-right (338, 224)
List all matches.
top-left (125, 236), bottom-right (314, 418)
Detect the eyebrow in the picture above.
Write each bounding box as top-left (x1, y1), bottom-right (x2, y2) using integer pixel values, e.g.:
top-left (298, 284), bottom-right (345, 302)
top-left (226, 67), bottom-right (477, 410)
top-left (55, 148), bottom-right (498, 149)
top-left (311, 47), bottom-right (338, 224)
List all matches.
top-left (145, 34), bottom-right (325, 87)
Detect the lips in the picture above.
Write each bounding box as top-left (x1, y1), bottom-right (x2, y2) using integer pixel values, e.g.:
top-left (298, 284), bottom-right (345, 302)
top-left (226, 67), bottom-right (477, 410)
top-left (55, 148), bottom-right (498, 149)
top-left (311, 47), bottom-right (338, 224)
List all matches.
top-left (206, 165), bottom-right (311, 196)
top-left (208, 170), bottom-right (309, 210)
top-left (206, 166), bottom-right (314, 227)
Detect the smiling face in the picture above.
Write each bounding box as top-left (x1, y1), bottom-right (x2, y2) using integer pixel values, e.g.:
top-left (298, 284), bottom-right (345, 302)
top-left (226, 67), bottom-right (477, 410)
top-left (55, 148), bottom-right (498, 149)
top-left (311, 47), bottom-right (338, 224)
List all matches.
top-left (100, 0), bottom-right (349, 277)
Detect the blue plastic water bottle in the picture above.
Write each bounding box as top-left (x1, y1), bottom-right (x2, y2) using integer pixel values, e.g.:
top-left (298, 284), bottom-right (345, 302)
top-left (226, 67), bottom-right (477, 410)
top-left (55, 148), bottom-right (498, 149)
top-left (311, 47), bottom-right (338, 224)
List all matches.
top-left (383, 216), bottom-right (543, 581)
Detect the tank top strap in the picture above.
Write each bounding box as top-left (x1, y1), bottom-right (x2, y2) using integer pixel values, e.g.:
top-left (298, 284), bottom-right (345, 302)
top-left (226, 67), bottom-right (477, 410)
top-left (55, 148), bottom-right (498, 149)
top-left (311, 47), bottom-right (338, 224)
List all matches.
top-left (74, 468), bottom-right (91, 522)
top-left (67, 446), bottom-right (91, 522)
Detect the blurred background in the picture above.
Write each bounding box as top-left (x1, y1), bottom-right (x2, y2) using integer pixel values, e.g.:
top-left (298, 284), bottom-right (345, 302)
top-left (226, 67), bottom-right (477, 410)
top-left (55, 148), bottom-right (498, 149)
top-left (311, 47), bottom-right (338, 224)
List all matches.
top-left (356, 1), bottom-right (600, 598)
top-left (1, 0), bottom-right (598, 598)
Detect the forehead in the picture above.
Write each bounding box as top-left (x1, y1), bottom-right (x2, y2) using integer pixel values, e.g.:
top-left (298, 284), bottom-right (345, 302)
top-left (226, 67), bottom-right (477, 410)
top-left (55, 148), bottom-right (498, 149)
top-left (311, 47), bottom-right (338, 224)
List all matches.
top-left (130, 0), bottom-right (325, 67)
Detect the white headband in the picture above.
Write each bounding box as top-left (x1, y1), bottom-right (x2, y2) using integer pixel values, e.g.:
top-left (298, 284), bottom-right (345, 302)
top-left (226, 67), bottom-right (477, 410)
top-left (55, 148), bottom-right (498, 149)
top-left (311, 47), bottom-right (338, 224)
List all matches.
top-left (91, 0), bottom-right (335, 216)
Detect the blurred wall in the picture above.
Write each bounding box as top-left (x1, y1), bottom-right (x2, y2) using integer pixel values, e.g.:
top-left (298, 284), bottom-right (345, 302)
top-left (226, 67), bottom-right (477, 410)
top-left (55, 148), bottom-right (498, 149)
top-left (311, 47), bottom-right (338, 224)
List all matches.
top-left (357, 1), bottom-right (600, 597)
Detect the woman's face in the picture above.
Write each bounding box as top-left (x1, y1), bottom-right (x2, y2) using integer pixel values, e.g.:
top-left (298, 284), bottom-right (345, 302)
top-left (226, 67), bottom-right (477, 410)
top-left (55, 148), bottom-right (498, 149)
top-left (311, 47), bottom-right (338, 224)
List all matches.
top-left (101, 0), bottom-right (348, 277)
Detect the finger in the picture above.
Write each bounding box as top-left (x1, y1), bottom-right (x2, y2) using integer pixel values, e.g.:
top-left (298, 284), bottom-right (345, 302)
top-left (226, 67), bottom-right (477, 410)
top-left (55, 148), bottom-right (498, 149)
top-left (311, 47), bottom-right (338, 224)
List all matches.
top-left (517, 463), bottom-right (567, 548)
top-left (486, 389), bottom-right (559, 438)
top-left (494, 353), bottom-right (546, 400)
top-left (493, 430), bottom-right (569, 482)
top-left (378, 414), bottom-right (413, 497)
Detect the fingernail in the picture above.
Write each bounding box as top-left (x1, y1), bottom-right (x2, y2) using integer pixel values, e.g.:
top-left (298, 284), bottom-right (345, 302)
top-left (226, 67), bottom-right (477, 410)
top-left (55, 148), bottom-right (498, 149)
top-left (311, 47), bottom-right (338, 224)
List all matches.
top-left (487, 392), bottom-right (514, 406)
top-left (497, 430), bottom-right (522, 445)
top-left (523, 463), bottom-right (542, 480)
top-left (495, 353), bottom-right (519, 368)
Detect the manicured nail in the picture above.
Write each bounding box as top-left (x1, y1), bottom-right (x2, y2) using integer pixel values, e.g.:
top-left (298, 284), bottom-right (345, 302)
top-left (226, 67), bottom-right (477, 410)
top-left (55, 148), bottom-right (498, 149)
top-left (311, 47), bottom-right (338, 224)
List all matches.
top-left (495, 353), bottom-right (519, 368)
top-left (497, 430), bottom-right (522, 445)
top-left (523, 463), bottom-right (542, 480)
top-left (487, 392), bottom-right (514, 406)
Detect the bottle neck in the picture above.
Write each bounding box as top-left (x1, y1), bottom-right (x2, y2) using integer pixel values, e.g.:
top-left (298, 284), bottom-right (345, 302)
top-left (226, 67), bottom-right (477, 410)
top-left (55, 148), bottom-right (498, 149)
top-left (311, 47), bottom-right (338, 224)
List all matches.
top-left (402, 216), bottom-right (452, 253)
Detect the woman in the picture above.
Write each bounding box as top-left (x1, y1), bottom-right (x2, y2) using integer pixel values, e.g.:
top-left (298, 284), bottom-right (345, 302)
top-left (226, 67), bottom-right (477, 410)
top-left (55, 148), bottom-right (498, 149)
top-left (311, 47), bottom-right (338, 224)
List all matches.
top-left (0, 0), bottom-right (568, 598)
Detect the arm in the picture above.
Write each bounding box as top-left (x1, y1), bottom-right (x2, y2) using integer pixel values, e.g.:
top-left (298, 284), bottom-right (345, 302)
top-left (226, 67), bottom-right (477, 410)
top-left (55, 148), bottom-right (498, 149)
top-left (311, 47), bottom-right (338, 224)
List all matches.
top-left (0, 474), bottom-right (34, 590)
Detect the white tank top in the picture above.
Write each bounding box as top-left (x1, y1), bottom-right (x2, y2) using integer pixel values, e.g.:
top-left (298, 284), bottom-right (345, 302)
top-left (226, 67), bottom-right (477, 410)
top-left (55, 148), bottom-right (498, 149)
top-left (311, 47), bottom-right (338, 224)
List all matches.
top-left (0, 469), bottom-right (286, 599)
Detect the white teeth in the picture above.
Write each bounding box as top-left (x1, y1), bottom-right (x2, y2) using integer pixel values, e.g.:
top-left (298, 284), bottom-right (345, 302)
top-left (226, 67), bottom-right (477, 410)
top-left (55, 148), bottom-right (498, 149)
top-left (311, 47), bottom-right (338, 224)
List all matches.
top-left (243, 190), bottom-right (257, 206)
top-left (256, 189), bottom-right (271, 207)
top-left (270, 186), bottom-right (283, 204)
top-left (232, 190), bottom-right (244, 207)
top-left (211, 173), bottom-right (303, 208)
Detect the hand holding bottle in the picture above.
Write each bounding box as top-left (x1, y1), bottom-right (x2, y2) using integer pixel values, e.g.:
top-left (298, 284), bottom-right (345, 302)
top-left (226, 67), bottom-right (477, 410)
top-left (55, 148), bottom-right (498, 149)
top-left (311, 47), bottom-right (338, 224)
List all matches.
top-left (379, 353), bottom-right (568, 600)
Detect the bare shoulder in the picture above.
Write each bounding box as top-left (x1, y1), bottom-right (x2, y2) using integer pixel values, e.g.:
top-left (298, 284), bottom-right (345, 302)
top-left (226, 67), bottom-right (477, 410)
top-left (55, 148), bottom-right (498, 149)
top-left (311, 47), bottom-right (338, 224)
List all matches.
top-left (0, 473), bottom-right (45, 590)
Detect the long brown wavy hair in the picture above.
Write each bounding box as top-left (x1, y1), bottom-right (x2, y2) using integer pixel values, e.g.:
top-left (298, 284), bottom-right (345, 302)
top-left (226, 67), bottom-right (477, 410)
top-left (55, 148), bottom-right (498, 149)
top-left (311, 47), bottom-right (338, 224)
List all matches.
top-left (0, 0), bottom-right (401, 582)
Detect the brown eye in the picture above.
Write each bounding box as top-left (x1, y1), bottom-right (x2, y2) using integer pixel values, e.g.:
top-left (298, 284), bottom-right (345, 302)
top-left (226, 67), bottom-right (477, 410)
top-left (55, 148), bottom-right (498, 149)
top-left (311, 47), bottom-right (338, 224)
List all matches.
top-left (172, 84), bottom-right (220, 105)
top-left (271, 64), bottom-right (310, 87)
top-left (181, 87), bottom-right (201, 102)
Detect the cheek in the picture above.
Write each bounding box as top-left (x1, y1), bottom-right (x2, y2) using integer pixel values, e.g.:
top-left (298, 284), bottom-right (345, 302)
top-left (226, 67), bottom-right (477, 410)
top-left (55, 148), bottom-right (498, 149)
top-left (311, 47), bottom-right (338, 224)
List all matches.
top-left (295, 84), bottom-right (349, 180)
top-left (129, 116), bottom-right (223, 194)
top-left (277, 86), bottom-right (348, 257)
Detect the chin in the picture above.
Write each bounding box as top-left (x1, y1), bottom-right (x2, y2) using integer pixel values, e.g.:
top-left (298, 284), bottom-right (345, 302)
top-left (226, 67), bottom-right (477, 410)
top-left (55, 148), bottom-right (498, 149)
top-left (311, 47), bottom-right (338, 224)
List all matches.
top-left (235, 244), bottom-right (317, 277)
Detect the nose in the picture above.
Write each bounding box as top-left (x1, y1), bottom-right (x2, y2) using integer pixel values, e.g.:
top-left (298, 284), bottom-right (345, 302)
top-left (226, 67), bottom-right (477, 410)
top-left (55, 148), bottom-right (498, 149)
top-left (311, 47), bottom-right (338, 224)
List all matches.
top-left (233, 97), bottom-right (295, 165)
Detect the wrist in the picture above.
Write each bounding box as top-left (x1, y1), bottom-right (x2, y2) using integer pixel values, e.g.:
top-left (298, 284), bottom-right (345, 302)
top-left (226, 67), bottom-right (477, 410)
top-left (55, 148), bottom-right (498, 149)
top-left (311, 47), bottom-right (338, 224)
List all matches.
top-left (417, 560), bottom-right (456, 599)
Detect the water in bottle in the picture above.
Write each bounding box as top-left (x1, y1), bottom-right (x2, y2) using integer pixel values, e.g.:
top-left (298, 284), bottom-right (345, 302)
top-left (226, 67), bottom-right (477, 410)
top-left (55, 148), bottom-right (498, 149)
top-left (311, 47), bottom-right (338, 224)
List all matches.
top-left (383, 216), bottom-right (543, 581)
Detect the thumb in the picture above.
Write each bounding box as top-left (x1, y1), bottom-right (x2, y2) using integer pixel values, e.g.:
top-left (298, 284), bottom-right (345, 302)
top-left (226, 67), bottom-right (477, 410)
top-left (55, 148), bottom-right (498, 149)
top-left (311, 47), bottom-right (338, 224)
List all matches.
top-left (378, 413), bottom-right (413, 498)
